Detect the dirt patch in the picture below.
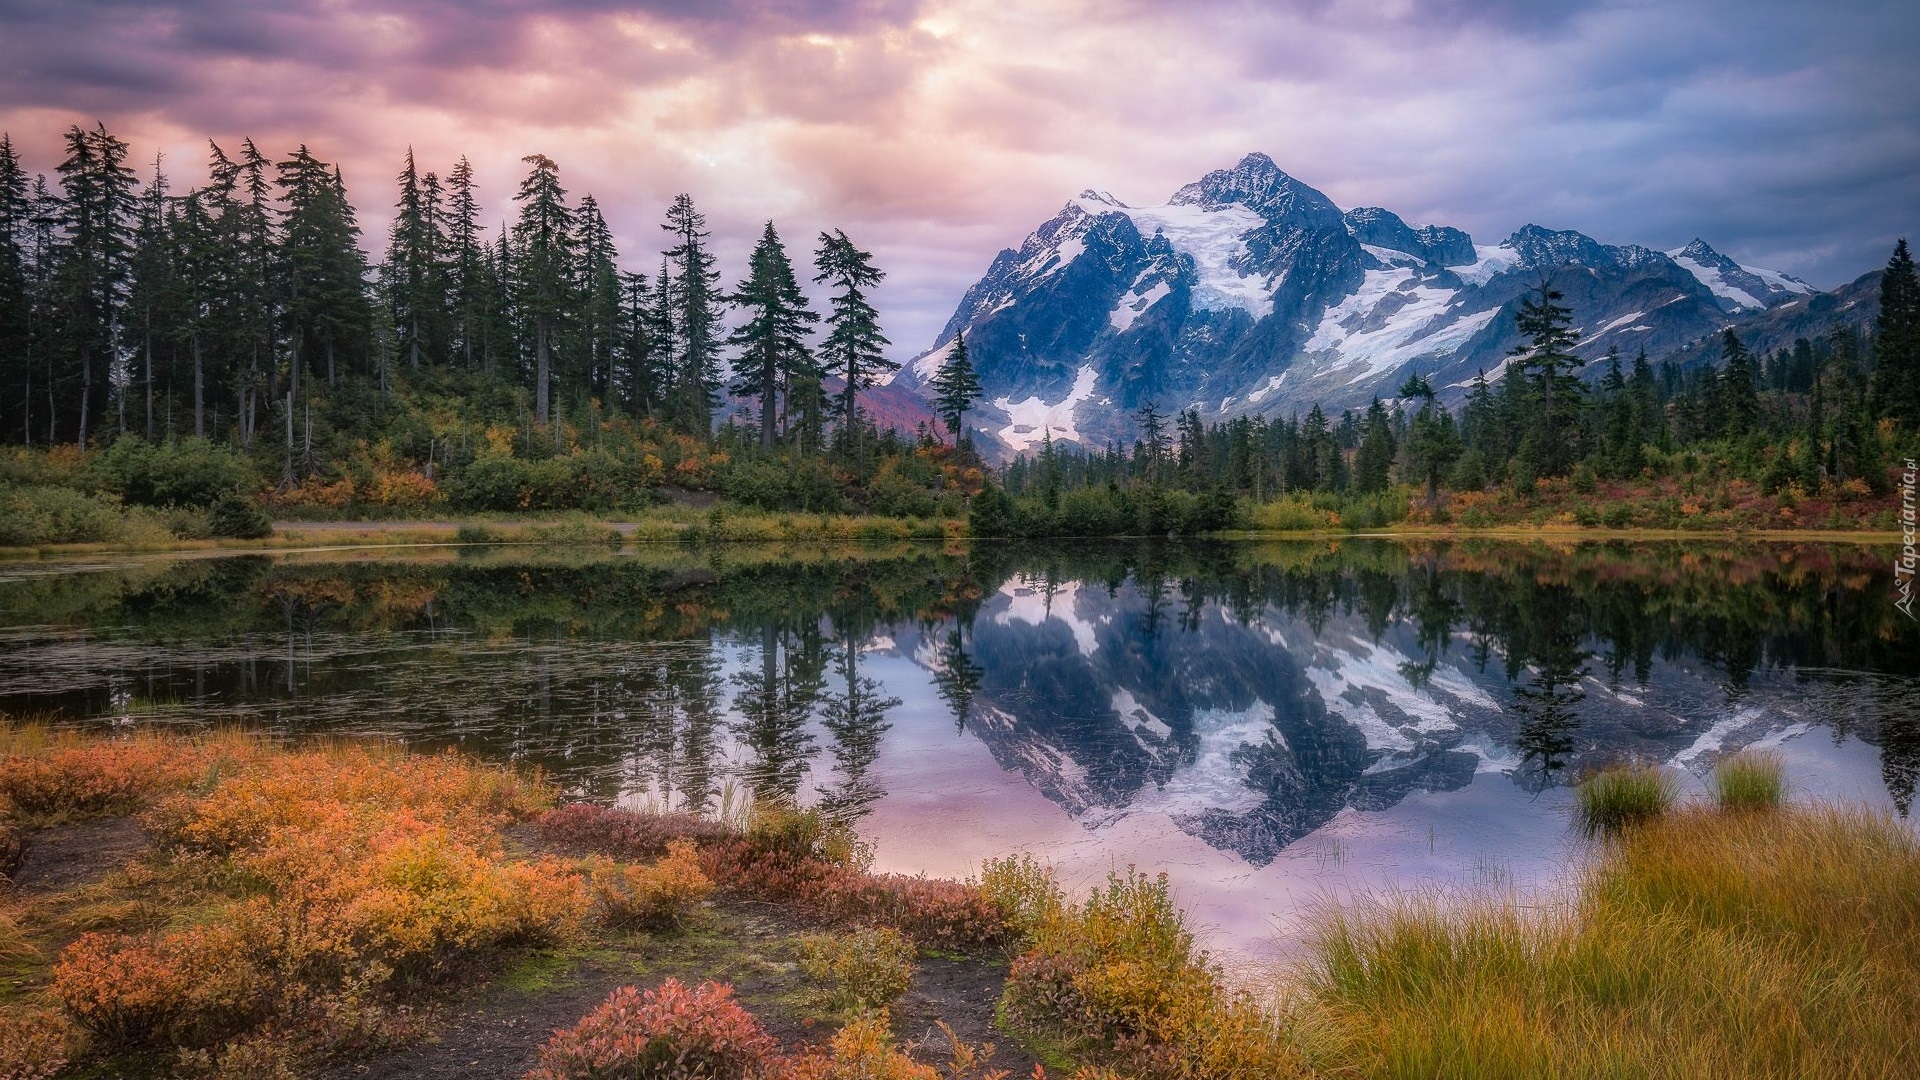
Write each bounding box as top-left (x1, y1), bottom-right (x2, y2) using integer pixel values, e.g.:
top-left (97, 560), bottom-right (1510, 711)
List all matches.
top-left (12, 816), bottom-right (148, 894)
top-left (325, 903), bottom-right (1034, 1080)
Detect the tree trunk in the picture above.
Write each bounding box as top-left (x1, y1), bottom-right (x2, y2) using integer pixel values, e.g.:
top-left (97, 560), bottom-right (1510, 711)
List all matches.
top-left (77, 345), bottom-right (91, 448)
top-left (283, 388), bottom-right (294, 484)
top-left (761, 351), bottom-right (777, 449)
top-left (535, 317), bottom-right (551, 425)
top-left (193, 333), bottom-right (205, 439)
top-left (144, 319), bottom-right (154, 441)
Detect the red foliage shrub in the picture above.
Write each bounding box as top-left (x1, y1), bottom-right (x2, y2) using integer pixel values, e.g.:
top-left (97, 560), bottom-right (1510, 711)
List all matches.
top-left (538, 803), bottom-right (731, 861)
top-left (526, 979), bottom-right (781, 1080)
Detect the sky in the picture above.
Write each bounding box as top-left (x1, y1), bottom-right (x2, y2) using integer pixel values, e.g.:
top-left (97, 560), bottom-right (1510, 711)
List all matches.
top-left (1, 0), bottom-right (1915, 361)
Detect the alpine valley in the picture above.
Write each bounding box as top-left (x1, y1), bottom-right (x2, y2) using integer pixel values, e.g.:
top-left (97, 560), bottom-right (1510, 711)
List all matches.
top-left (891, 153), bottom-right (1878, 456)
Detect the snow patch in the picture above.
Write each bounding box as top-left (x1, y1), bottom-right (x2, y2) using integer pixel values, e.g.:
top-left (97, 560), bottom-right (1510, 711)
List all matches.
top-left (1301, 268), bottom-right (1497, 385)
top-left (1450, 243), bottom-right (1524, 286)
top-left (1109, 280), bottom-right (1171, 333)
top-left (995, 364), bottom-right (1097, 452)
top-left (1075, 195), bottom-right (1273, 319)
top-left (1670, 253), bottom-right (1764, 310)
top-left (994, 578), bottom-right (1101, 657)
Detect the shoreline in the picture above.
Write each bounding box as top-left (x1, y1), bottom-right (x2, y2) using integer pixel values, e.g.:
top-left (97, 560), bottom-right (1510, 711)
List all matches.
top-left (0, 518), bottom-right (1905, 561)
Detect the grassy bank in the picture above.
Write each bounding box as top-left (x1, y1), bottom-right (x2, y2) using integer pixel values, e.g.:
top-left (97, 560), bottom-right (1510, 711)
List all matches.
top-left (2, 727), bottom-right (1915, 1078)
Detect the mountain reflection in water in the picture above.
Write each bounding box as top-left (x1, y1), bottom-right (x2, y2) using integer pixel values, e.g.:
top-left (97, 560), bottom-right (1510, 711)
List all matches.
top-left (2, 539), bottom-right (1914, 953)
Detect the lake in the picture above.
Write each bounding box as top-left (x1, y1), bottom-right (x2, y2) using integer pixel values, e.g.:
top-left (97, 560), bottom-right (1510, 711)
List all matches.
top-left (2, 538), bottom-right (1914, 965)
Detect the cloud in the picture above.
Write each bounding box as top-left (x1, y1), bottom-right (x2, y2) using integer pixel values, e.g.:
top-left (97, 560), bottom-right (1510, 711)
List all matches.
top-left (0, 0), bottom-right (1912, 358)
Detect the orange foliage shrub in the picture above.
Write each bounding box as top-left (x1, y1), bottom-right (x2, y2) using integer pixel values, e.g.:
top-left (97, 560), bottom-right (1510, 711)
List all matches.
top-left (143, 747), bottom-right (579, 985)
top-left (525, 979), bottom-right (782, 1080)
top-left (587, 841), bottom-right (714, 930)
top-left (0, 736), bottom-right (217, 819)
top-left (53, 924), bottom-right (263, 1050)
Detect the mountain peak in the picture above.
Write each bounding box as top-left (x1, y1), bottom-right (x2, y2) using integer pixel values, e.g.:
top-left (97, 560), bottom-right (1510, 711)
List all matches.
top-left (1669, 238), bottom-right (1738, 272)
top-left (1168, 152), bottom-right (1343, 230)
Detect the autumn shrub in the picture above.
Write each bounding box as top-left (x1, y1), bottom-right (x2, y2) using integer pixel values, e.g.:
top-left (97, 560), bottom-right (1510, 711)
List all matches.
top-left (977, 853), bottom-right (1065, 945)
top-left (796, 926), bottom-right (915, 1014)
top-left (587, 841), bottom-right (714, 931)
top-left (53, 924), bottom-right (265, 1050)
top-left (999, 867), bottom-right (1305, 1079)
top-left (780, 1013), bottom-right (937, 1080)
top-left (801, 870), bottom-right (1006, 952)
top-left (538, 803), bottom-right (732, 861)
top-left (525, 978), bottom-right (782, 1080)
top-left (0, 732), bottom-right (225, 821)
top-left (0, 1006), bottom-right (73, 1080)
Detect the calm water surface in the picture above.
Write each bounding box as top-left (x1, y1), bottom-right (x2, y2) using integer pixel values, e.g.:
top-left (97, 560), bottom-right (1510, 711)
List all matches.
top-left (2, 539), bottom-right (1915, 963)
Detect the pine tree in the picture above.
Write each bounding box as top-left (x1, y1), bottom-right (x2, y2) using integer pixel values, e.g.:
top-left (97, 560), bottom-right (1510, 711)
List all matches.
top-left (726, 222), bottom-right (816, 448)
top-left (444, 156), bottom-right (486, 371)
top-left (384, 147), bottom-right (442, 371)
top-left (576, 195), bottom-right (623, 410)
top-left (930, 331), bottom-right (982, 453)
top-left (814, 229), bottom-right (894, 464)
top-left (1509, 280), bottom-right (1586, 478)
top-left (1870, 239), bottom-right (1919, 423)
top-left (511, 154), bottom-right (574, 430)
top-left (1717, 329), bottom-right (1759, 437)
top-left (662, 193), bottom-right (722, 434)
top-left (0, 134), bottom-right (32, 442)
top-left (1398, 372), bottom-right (1461, 505)
top-left (54, 122), bottom-right (138, 445)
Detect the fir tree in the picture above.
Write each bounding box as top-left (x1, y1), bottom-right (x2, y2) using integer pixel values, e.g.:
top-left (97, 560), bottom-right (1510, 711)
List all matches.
top-left (443, 156), bottom-right (486, 370)
top-left (1354, 397), bottom-right (1396, 494)
top-left (814, 229), bottom-right (894, 464)
top-left (1870, 239), bottom-right (1919, 423)
top-left (1508, 280), bottom-right (1586, 478)
top-left (661, 194), bottom-right (724, 434)
top-left (54, 122), bottom-right (138, 445)
top-left (1717, 329), bottom-right (1759, 437)
top-left (511, 153), bottom-right (574, 431)
top-left (930, 331), bottom-right (982, 453)
top-left (727, 221), bottom-right (816, 448)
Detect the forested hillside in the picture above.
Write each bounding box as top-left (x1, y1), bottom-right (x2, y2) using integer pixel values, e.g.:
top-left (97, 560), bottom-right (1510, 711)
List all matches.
top-left (0, 122), bottom-right (1913, 544)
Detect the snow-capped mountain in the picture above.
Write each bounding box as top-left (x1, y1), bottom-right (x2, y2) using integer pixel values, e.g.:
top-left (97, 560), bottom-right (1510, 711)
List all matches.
top-left (893, 153), bottom-right (1822, 454)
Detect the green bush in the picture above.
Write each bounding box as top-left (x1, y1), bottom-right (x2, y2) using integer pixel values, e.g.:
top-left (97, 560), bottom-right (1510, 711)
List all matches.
top-left (0, 484), bottom-right (171, 546)
top-left (796, 926), bottom-right (915, 1014)
top-left (208, 495), bottom-right (274, 539)
top-left (92, 437), bottom-right (260, 508)
top-left (721, 460), bottom-right (793, 511)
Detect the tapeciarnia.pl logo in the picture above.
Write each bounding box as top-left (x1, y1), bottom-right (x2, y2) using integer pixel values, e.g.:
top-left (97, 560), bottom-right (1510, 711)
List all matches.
top-left (1899, 458), bottom-right (1917, 620)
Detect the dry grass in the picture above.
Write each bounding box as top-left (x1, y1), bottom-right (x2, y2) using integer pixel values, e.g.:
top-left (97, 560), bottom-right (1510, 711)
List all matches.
top-left (1293, 804), bottom-right (1920, 1079)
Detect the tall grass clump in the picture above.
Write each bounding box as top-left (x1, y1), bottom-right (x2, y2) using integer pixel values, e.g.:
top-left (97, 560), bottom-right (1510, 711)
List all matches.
top-left (1572, 761), bottom-right (1677, 837)
top-left (997, 867), bottom-right (1310, 1079)
top-left (1294, 803), bottom-right (1920, 1079)
top-left (1711, 750), bottom-right (1785, 811)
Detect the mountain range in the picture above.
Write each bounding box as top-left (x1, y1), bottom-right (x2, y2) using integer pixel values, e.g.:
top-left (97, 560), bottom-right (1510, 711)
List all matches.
top-left (887, 153), bottom-right (1877, 456)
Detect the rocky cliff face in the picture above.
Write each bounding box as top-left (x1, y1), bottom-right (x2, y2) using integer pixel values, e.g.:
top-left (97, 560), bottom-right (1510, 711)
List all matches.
top-left (893, 153), bottom-right (1826, 455)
